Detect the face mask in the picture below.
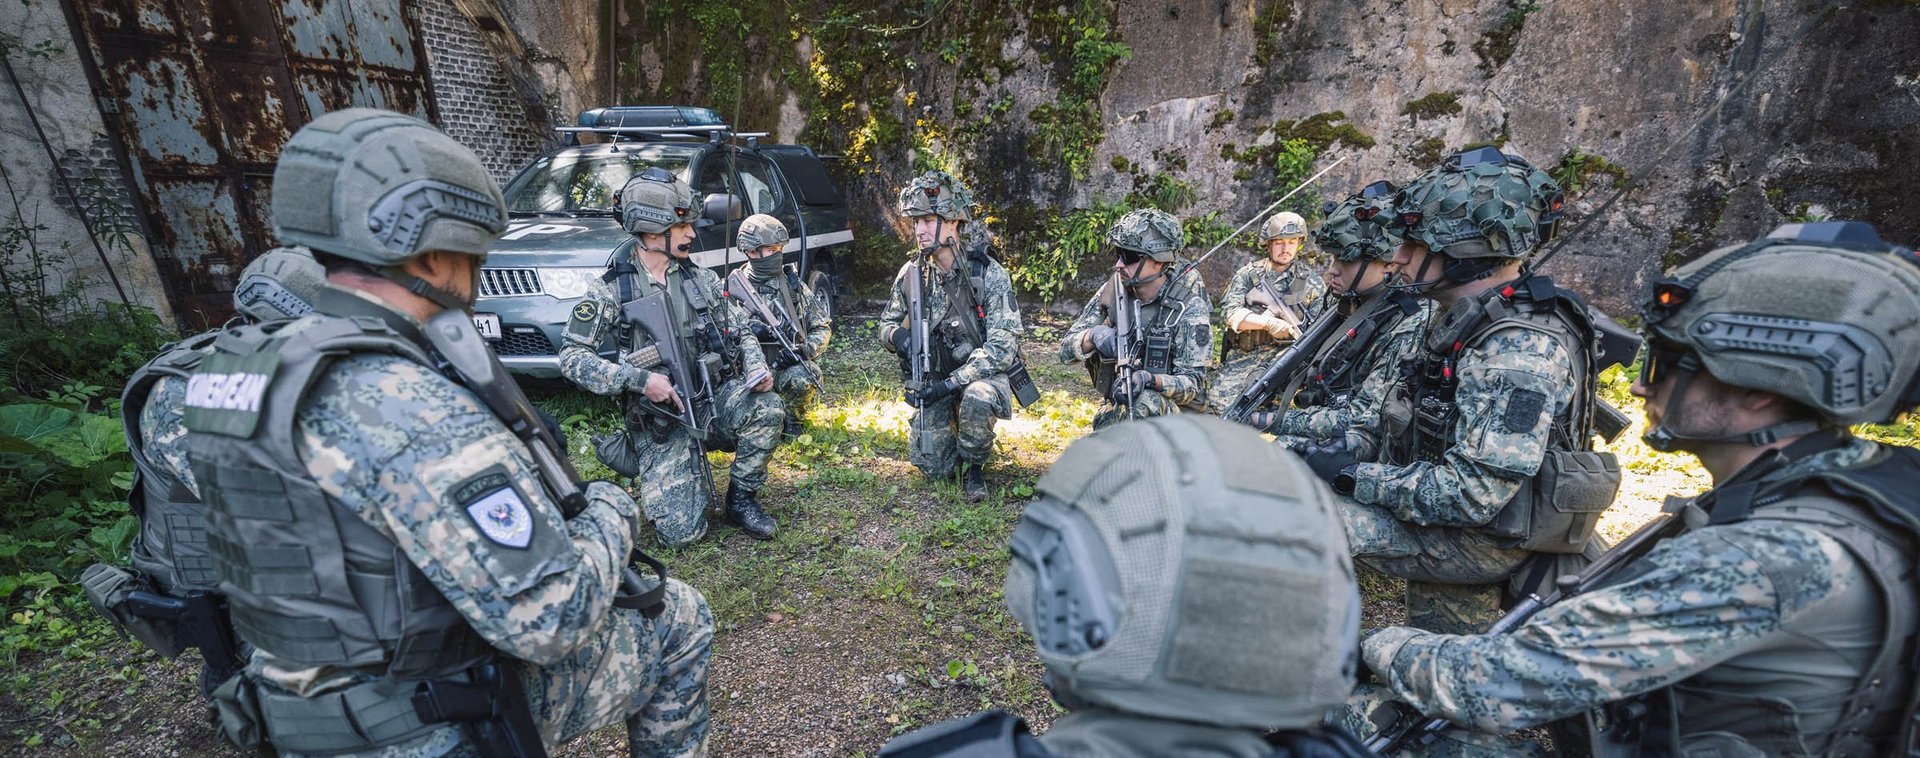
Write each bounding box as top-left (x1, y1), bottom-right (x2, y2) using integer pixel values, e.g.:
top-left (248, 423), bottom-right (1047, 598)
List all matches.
top-left (750, 254), bottom-right (784, 279)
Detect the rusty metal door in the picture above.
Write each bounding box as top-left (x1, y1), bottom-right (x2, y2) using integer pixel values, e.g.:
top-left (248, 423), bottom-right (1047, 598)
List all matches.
top-left (62, 0), bottom-right (438, 326)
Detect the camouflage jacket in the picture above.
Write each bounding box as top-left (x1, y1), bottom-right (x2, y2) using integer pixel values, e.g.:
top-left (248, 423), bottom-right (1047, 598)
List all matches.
top-left (1274, 298), bottom-right (1435, 441)
top-left (558, 255), bottom-right (769, 397)
top-left (1220, 258), bottom-right (1326, 330)
top-left (1344, 303), bottom-right (1578, 527)
top-left (1060, 268), bottom-right (1212, 407)
top-left (745, 269), bottom-right (831, 360)
top-left (877, 249), bottom-right (1024, 386)
top-left (1362, 437), bottom-right (1902, 745)
top-left (262, 308), bottom-right (645, 706)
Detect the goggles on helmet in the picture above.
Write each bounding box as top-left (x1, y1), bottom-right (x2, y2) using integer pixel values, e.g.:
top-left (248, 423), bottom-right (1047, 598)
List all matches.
top-left (1638, 339), bottom-right (1693, 387)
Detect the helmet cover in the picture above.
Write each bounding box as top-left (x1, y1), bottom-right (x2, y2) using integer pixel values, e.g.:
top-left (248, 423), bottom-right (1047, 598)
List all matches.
top-left (1390, 147), bottom-right (1563, 260)
top-left (897, 170), bottom-right (974, 222)
top-left (1106, 208), bottom-right (1186, 263)
top-left (233, 246), bottom-right (325, 321)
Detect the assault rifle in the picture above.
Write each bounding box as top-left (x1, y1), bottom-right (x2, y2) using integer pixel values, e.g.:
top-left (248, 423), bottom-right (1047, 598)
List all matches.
top-left (618, 290), bottom-right (714, 438)
top-left (724, 268), bottom-right (819, 392)
top-left (1246, 281), bottom-right (1312, 331)
top-left (425, 308), bottom-right (586, 511)
top-left (1363, 509), bottom-right (1688, 753)
top-left (1219, 293), bottom-right (1359, 425)
top-left (902, 259), bottom-right (933, 405)
top-left (1109, 272), bottom-right (1145, 417)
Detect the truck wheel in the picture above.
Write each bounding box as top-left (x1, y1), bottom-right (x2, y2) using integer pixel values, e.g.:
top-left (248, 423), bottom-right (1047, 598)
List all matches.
top-left (807, 269), bottom-right (835, 322)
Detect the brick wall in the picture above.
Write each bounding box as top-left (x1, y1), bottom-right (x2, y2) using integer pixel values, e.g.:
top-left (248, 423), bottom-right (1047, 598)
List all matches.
top-left (416, 0), bottom-right (547, 186)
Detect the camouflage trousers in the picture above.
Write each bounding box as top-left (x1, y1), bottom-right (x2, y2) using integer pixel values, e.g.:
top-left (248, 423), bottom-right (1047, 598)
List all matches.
top-left (1091, 388), bottom-right (1180, 431)
top-left (1206, 342), bottom-right (1290, 415)
top-left (1341, 683), bottom-right (1550, 758)
top-left (1339, 499), bottom-right (1530, 635)
top-left (272, 580), bottom-right (713, 758)
top-left (631, 377), bottom-right (783, 547)
top-left (910, 374), bottom-right (1011, 480)
top-left (773, 359), bottom-right (822, 427)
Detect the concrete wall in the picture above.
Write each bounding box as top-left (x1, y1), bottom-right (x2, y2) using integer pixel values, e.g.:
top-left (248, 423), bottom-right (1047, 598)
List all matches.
top-left (0, 0), bottom-right (172, 324)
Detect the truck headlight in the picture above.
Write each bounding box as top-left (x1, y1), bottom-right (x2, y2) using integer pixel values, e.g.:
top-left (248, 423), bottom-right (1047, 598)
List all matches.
top-left (543, 268), bottom-right (602, 300)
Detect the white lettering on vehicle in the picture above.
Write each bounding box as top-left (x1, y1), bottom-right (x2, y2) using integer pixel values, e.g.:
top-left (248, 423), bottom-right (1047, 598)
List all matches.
top-left (500, 223), bottom-right (588, 241)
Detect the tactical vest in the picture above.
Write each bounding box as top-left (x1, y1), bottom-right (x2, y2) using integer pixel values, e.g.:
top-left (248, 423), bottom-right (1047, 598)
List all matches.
top-left (1295, 292), bottom-right (1419, 410)
top-left (905, 250), bottom-right (989, 378)
top-left (876, 709), bottom-right (1375, 758)
top-left (1228, 264), bottom-right (1314, 352)
top-left (1591, 443), bottom-right (1920, 757)
top-left (122, 329), bottom-right (222, 594)
top-left (1088, 272), bottom-right (1203, 402)
top-left (749, 269), bottom-right (810, 361)
top-left (611, 260), bottom-right (737, 424)
top-left (184, 316), bottom-right (491, 679)
top-left (1380, 276), bottom-right (1617, 554)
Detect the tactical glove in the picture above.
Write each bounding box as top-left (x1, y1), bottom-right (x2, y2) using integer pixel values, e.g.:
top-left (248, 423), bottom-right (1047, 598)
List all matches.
top-left (1303, 447), bottom-right (1359, 487)
top-left (1113, 371), bottom-right (1156, 403)
top-left (913, 378), bottom-right (959, 406)
top-left (888, 327), bottom-right (912, 355)
top-left (1088, 325), bottom-right (1118, 360)
top-left (1263, 316), bottom-right (1301, 340)
top-left (748, 320), bottom-right (773, 339)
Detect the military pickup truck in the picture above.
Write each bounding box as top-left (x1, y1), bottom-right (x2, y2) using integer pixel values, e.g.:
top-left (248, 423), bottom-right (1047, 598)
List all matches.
top-left (476, 105), bottom-right (852, 378)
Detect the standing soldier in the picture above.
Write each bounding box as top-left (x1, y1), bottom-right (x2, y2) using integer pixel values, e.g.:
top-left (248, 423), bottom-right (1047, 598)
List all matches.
top-left (1348, 221), bottom-right (1920, 757)
top-left (878, 415), bottom-right (1371, 757)
top-left (1059, 209), bottom-right (1212, 429)
top-left (1247, 182), bottom-right (1434, 449)
top-left (728, 214), bottom-right (831, 440)
top-left (82, 247), bottom-right (324, 698)
top-left (1303, 148), bottom-right (1615, 636)
top-left (561, 167), bottom-right (784, 543)
top-left (180, 109), bottom-right (711, 756)
top-left (1208, 210), bottom-right (1327, 415)
top-left (877, 170), bottom-right (1030, 502)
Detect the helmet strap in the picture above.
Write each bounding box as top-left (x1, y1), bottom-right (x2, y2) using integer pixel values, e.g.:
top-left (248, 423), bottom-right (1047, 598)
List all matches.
top-left (379, 265), bottom-right (472, 313)
top-left (1337, 259), bottom-right (1380, 299)
top-left (1122, 259), bottom-right (1166, 290)
top-left (1643, 355), bottom-right (1829, 451)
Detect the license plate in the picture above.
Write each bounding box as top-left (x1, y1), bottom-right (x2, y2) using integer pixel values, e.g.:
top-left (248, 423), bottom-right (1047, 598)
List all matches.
top-left (472, 313), bottom-right (502, 340)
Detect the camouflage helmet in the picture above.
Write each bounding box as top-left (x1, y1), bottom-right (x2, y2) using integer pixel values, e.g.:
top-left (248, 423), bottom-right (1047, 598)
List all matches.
top-left (897, 170), bottom-right (973, 222)
top-left (233, 246), bottom-right (325, 321)
top-left (1391, 147), bottom-right (1563, 260)
top-left (1005, 415), bottom-right (1359, 730)
top-left (1314, 180), bottom-right (1402, 262)
top-left (617, 167), bottom-right (698, 235)
top-left (1107, 208), bottom-right (1186, 262)
top-left (272, 108), bottom-right (506, 266)
top-left (1641, 221), bottom-right (1920, 426)
top-left (735, 213), bottom-right (789, 251)
top-left (1258, 211), bottom-right (1309, 242)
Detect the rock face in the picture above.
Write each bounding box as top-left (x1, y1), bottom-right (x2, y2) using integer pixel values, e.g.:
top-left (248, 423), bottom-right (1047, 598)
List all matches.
top-left (580, 0), bottom-right (1918, 309)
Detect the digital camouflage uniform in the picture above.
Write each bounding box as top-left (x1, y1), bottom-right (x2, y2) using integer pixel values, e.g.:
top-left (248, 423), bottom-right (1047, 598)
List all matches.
top-left (878, 247), bottom-right (1023, 479)
top-left (747, 270), bottom-right (830, 429)
top-left (1270, 296), bottom-right (1433, 443)
top-left (1334, 150), bottom-right (1592, 635)
top-left (181, 110), bottom-right (711, 756)
top-left (1060, 210), bottom-right (1211, 430)
top-left (560, 257), bottom-right (782, 546)
top-left (1208, 257), bottom-right (1327, 415)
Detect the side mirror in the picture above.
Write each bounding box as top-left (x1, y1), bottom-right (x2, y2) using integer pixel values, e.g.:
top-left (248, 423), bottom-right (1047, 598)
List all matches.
top-left (701, 193), bottom-right (744, 225)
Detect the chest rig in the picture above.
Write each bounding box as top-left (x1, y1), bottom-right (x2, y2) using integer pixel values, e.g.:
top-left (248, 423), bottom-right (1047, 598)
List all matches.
top-left (1296, 292), bottom-right (1419, 410)
top-left (1582, 440), bottom-right (1920, 758)
top-left (1228, 265), bottom-right (1313, 352)
top-left (183, 314), bottom-right (492, 679)
top-left (122, 329), bottom-right (222, 594)
top-left (609, 259), bottom-right (738, 425)
top-left (909, 250), bottom-right (990, 379)
top-left (1137, 272), bottom-right (1198, 375)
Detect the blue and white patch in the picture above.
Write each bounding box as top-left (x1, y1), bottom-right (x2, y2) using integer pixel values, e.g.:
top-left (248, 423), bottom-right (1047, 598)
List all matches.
top-left (465, 485), bottom-right (534, 549)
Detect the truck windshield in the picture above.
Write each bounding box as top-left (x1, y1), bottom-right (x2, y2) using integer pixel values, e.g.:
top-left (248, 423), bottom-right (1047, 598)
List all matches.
top-left (504, 147), bottom-right (694, 215)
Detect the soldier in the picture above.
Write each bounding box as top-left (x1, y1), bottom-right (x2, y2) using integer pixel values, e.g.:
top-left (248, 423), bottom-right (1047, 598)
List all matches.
top-left (1246, 182), bottom-right (1434, 449)
top-left (181, 109), bottom-right (711, 755)
top-left (561, 168), bottom-right (784, 543)
top-left (877, 170), bottom-right (1029, 502)
top-left (1302, 147), bottom-right (1611, 636)
top-left (1347, 221), bottom-right (1920, 757)
top-left (729, 214), bottom-right (831, 440)
top-left (81, 247), bottom-right (324, 697)
top-left (1059, 209), bottom-right (1211, 429)
top-left (877, 415), bottom-right (1371, 757)
top-left (1208, 210), bottom-right (1327, 415)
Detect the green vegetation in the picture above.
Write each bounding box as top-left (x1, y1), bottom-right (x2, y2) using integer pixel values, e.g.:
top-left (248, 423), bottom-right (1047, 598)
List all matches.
top-left (1551, 148), bottom-right (1628, 196)
top-left (1400, 92), bottom-right (1463, 123)
top-left (1408, 136), bottom-right (1447, 166)
top-left (1026, 0), bottom-right (1131, 178)
top-left (1474, 0), bottom-right (1541, 73)
top-left (1012, 201), bottom-right (1129, 300)
top-left (1251, 0), bottom-right (1297, 68)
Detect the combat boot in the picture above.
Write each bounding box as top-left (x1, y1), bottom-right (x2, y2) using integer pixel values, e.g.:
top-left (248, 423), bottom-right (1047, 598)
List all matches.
top-left (782, 416), bottom-right (805, 441)
top-left (962, 463), bottom-right (987, 503)
top-left (725, 484), bottom-right (777, 540)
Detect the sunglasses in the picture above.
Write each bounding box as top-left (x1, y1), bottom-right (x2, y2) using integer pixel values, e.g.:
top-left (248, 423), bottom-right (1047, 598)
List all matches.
top-left (1639, 340), bottom-right (1691, 386)
top-left (1114, 247), bottom-right (1148, 266)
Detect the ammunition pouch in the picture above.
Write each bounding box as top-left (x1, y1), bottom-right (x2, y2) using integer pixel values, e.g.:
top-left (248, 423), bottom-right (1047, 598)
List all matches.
top-left (254, 676), bottom-right (451, 755)
top-left (245, 661), bottom-right (544, 757)
top-left (594, 430), bottom-right (645, 479)
top-left (1483, 449), bottom-right (1620, 554)
top-left (211, 673), bottom-right (266, 750)
top-left (81, 563), bottom-right (184, 657)
top-left (1225, 328), bottom-right (1280, 352)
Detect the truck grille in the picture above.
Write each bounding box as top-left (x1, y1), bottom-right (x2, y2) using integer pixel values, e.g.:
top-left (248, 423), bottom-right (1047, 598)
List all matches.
top-left (495, 329), bottom-right (555, 356)
top-left (480, 268), bottom-right (542, 297)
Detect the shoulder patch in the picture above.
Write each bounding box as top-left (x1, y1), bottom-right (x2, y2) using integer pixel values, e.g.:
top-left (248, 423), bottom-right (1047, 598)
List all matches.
top-left (456, 468), bottom-right (535, 549)
top-left (181, 351), bottom-right (281, 438)
top-left (1504, 388), bottom-right (1547, 433)
top-left (572, 300), bottom-right (598, 322)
